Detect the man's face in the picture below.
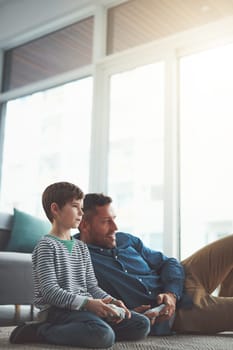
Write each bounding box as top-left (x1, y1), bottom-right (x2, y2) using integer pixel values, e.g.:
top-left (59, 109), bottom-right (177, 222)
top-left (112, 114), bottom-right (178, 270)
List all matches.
top-left (86, 204), bottom-right (118, 248)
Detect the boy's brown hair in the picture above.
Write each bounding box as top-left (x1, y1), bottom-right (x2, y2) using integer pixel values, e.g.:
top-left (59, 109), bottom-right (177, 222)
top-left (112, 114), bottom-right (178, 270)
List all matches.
top-left (42, 182), bottom-right (84, 222)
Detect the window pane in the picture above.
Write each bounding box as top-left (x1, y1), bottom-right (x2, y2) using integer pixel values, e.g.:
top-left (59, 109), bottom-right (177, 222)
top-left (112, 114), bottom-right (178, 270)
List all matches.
top-left (3, 17), bottom-right (93, 91)
top-left (180, 44), bottom-right (233, 259)
top-left (0, 77), bottom-right (92, 217)
top-left (108, 63), bottom-right (164, 250)
top-left (107, 0), bottom-right (233, 55)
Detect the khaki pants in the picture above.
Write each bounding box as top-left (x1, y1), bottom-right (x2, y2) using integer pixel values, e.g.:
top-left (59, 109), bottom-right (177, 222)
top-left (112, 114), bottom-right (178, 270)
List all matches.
top-left (173, 234), bottom-right (233, 333)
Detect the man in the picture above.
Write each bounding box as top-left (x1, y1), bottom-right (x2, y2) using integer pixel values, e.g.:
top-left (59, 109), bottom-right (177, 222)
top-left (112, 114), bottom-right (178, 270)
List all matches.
top-left (75, 193), bottom-right (233, 335)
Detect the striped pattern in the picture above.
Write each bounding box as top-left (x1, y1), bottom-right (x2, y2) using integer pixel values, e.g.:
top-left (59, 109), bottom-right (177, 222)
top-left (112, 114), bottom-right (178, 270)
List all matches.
top-left (32, 236), bottom-right (108, 310)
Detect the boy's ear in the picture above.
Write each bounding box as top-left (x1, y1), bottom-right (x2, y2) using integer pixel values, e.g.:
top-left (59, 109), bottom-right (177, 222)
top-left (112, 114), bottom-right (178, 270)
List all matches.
top-left (50, 202), bottom-right (59, 217)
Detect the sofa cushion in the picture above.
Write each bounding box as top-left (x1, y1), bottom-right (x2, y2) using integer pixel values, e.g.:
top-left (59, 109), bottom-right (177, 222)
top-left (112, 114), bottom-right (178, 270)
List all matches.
top-left (5, 208), bottom-right (51, 253)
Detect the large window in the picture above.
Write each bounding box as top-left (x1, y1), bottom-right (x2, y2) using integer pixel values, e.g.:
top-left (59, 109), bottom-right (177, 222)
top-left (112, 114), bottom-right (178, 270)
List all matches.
top-left (0, 77), bottom-right (93, 217)
top-left (108, 62), bottom-right (164, 250)
top-left (180, 43), bottom-right (233, 259)
top-left (1, 0), bottom-right (233, 256)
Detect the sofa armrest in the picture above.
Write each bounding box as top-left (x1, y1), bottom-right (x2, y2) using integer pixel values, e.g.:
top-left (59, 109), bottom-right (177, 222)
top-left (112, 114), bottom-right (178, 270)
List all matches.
top-left (0, 252), bottom-right (34, 305)
top-left (0, 212), bottom-right (13, 251)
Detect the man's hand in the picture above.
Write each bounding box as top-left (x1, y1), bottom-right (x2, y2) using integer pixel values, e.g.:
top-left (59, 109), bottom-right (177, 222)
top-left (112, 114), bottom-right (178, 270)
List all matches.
top-left (156, 292), bottom-right (176, 321)
top-left (133, 304), bottom-right (151, 314)
top-left (133, 305), bottom-right (159, 326)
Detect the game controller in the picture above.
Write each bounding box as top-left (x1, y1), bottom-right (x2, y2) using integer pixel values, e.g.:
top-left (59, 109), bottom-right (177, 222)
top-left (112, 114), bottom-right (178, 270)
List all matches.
top-left (144, 303), bottom-right (166, 316)
top-left (106, 303), bottom-right (126, 321)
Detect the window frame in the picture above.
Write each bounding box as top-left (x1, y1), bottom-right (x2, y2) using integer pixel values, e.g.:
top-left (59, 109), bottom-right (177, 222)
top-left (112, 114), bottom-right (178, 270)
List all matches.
top-left (0, 1), bottom-right (233, 257)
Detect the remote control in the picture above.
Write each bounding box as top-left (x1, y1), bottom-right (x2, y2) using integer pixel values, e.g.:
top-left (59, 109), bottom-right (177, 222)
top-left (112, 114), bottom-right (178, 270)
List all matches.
top-left (144, 303), bottom-right (166, 315)
top-left (106, 303), bottom-right (126, 320)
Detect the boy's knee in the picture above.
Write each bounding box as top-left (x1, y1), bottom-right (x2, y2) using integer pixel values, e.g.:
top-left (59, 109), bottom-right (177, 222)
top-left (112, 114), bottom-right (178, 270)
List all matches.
top-left (91, 325), bottom-right (115, 348)
top-left (135, 314), bottom-right (151, 338)
top-left (123, 312), bottom-right (151, 340)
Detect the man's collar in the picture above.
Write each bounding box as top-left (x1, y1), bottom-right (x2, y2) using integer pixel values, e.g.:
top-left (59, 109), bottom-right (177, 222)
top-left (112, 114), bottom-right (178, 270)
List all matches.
top-left (74, 232), bottom-right (116, 254)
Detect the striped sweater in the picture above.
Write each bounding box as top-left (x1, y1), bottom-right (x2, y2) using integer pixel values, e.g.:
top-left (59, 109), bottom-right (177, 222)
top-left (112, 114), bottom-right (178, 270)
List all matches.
top-left (32, 235), bottom-right (109, 311)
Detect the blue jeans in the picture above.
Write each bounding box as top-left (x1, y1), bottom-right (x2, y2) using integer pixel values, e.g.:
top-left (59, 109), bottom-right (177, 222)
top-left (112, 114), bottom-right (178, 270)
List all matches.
top-left (37, 307), bottom-right (150, 348)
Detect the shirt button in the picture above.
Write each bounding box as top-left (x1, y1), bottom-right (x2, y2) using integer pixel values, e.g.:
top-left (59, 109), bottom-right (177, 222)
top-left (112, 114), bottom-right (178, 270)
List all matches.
top-left (100, 248), bottom-right (104, 251)
top-left (148, 291), bottom-right (152, 295)
top-left (115, 255), bottom-right (118, 259)
top-left (139, 278), bottom-right (142, 281)
top-left (125, 269), bottom-right (128, 273)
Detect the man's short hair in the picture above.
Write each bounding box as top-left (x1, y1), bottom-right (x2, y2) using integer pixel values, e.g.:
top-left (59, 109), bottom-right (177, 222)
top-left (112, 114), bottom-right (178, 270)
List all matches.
top-left (83, 193), bottom-right (112, 215)
top-left (42, 181), bottom-right (84, 222)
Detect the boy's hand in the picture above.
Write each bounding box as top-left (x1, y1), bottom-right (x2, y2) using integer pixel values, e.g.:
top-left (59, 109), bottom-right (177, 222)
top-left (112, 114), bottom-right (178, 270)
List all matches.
top-left (85, 299), bottom-right (127, 323)
top-left (107, 298), bottom-right (131, 319)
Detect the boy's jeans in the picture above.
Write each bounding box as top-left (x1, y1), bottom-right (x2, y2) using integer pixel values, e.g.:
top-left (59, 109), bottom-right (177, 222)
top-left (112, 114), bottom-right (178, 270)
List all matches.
top-left (173, 234), bottom-right (233, 333)
top-left (38, 308), bottom-right (150, 348)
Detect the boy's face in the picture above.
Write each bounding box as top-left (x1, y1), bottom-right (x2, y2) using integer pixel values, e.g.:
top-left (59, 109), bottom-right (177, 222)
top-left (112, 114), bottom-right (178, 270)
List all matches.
top-left (54, 198), bottom-right (83, 229)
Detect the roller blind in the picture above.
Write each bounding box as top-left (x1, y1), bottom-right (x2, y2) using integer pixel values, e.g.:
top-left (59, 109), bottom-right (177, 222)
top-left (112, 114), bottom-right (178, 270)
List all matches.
top-left (3, 16), bottom-right (94, 91)
top-left (107, 0), bottom-right (233, 55)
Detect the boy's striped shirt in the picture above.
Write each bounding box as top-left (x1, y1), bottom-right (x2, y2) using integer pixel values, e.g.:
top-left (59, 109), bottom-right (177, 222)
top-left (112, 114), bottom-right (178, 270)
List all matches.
top-left (32, 235), bottom-right (109, 311)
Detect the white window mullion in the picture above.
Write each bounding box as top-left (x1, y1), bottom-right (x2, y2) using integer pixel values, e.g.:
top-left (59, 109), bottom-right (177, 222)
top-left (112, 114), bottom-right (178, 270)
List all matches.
top-left (93, 4), bottom-right (107, 61)
top-left (0, 48), bottom-right (6, 192)
top-left (89, 5), bottom-right (109, 193)
top-left (0, 49), bottom-right (3, 92)
top-left (89, 65), bottom-right (110, 193)
top-left (163, 51), bottom-right (180, 258)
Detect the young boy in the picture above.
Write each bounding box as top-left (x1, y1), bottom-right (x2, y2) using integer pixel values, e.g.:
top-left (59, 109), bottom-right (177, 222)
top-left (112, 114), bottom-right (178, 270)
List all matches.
top-left (10, 182), bottom-right (150, 347)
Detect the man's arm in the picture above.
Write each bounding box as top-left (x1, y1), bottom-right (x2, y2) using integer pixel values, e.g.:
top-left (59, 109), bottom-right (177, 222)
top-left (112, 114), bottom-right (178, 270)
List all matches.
top-left (131, 234), bottom-right (185, 300)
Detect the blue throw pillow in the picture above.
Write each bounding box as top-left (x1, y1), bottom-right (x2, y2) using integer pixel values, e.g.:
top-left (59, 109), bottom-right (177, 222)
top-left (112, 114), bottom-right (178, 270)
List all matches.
top-left (5, 208), bottom-right (51, 253)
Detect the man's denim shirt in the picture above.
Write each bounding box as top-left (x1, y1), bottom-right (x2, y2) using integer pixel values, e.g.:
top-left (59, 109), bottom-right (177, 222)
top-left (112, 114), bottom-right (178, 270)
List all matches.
top-left (75, 232), bottom-right (192, 311)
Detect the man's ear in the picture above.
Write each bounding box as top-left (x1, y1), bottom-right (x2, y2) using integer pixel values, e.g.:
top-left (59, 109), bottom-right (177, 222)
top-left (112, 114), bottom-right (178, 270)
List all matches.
top-left (79, 218), bottom-right (90, 234)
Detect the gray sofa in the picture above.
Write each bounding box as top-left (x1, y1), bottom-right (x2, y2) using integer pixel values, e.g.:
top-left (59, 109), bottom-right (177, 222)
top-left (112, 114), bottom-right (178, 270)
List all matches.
top-left (0, 212), bottom-right (34, 323)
